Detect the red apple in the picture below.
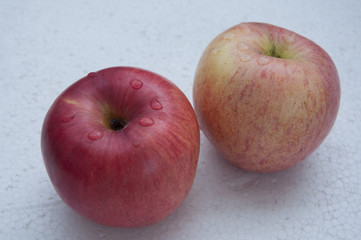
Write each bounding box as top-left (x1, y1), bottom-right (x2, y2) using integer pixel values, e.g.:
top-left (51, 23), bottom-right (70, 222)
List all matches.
top-left (193, 22), bottom-right (340, 172)
top-left (41, 67), bottom-right (200, 227)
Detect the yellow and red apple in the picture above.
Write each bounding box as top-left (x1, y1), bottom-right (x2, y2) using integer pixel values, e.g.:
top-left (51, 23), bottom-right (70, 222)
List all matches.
top-left (193, 22), bottom-right (340, 172)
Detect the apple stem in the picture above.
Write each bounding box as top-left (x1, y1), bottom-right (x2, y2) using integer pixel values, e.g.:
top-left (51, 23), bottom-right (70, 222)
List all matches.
top-left (110, 118), bottom-right (126, 131)
top-left (269, 45), bottom-right (282, 58)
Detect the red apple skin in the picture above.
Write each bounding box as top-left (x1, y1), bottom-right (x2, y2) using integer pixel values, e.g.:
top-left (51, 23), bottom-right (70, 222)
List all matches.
top-left (193, 22), bottom-right (340, 172)
top-left (41, 67), bottom-right (200, 227)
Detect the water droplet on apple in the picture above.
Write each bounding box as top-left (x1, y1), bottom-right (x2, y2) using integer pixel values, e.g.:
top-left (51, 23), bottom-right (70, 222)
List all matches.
top-left (61, 111), bottom-right (75, 123)
top-left (133, 142), bottom-right (141, 148)
top-left (240, 53), bottom-right (252, 62)
top-left (237, 42), bottom-right (249, 51)
top-left (212, 48), bottom-right (220, 54)
top-left (283, 34), bottom-right (295, 44)
top-left (223, 32), bottom-right (236, 40)
top-left (240, 24), bottom-right (251, 34)
top-left (150, 99), bottom-right (163, 110)
top-left (88, 130), bottom-right (104, 140)
top-left (257, 56), bottom-right (272, 66)
top-left (138, 117), bottom-right (154, 127)
top-left (130, 79), bottom-right (143, 89)
top-left (87, 72), bottom-right (97, 78)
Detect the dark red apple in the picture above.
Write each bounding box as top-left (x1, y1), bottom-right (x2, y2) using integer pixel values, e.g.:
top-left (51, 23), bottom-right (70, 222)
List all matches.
top-left (41, 67), bottom-right (200, 227)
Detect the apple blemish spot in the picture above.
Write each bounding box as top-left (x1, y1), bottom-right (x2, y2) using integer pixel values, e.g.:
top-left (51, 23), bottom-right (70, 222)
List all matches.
top-left (138, 117), bottom-right (154, 127)
top-left (130, 79), bottom-right (143, 89)
top-left (237, 42), bottom-right (249, 51)
top-left (150, 99), bottom-right (163, 110)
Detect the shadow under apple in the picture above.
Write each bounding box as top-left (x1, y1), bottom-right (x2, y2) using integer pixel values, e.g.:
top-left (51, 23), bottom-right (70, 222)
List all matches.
top-left (197, 135), bottom-right (316, 210)
top-left (55, 185), bottom-right (195, 240)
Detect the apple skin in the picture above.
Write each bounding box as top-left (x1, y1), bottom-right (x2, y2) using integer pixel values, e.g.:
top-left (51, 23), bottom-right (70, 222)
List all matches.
top-left (193, 22), bottom-right (340, 172)
top-left (41, 67), bottom-right (200, 227)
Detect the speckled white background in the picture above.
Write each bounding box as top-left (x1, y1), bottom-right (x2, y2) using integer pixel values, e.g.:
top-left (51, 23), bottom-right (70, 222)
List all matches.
top-left (1, 0), bottom-right (360, 239)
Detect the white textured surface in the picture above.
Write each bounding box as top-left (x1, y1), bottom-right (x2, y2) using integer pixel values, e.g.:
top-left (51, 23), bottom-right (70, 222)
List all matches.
top-left (1, 0), bottom-right (360, 239)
